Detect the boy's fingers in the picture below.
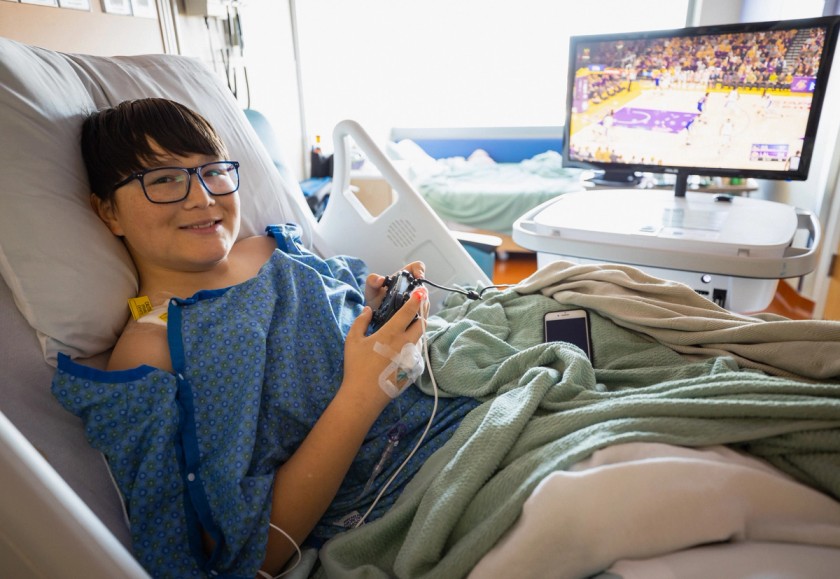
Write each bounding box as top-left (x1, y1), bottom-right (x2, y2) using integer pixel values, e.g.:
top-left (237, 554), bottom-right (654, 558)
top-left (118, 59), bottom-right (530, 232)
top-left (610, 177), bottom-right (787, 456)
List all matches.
top-left (349, 306), bottom-right (373, 338)
top-left (394, 287), bottom-right (427, 326)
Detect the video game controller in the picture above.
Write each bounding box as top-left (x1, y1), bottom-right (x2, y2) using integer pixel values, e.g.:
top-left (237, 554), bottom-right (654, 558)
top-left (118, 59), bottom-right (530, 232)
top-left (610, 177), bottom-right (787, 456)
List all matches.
top-left (369, 270), bottom-right (424, 333)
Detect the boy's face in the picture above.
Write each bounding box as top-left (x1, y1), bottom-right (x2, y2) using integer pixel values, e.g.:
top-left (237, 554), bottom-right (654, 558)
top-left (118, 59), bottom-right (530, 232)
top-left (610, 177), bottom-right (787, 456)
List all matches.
top-left (93, 143), bottom-right (241, 279)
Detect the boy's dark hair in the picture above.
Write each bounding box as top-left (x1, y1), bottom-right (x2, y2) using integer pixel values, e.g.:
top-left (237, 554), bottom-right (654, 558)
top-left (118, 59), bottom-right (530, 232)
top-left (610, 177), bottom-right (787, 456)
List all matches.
top-left (81, 98), bottom-right (229, 201)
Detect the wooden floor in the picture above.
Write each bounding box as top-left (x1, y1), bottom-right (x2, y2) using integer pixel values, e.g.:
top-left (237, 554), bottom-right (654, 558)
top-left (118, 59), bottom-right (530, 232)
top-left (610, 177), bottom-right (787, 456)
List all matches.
top-left (760, 279), bottom-right (814, 320)
top-left (493, 252), bottom-right (538, 285)
top-left (492, 252), bottom-right (815, 320)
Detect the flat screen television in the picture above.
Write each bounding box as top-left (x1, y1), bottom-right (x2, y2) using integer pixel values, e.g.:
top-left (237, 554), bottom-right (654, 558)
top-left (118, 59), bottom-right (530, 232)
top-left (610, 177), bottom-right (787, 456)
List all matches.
top-left (563, 16), bottom-right (840, 196)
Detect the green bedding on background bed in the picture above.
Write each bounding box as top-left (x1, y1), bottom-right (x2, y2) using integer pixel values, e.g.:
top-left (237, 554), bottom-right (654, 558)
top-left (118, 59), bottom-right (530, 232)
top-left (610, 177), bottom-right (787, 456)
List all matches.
top-left (413, 151), bottom-right (588, 234)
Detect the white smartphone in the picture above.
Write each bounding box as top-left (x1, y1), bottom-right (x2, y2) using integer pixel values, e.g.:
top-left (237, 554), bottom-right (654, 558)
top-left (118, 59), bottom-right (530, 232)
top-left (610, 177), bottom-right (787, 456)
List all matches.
top-left (543, 309), bottom-right (592, 360)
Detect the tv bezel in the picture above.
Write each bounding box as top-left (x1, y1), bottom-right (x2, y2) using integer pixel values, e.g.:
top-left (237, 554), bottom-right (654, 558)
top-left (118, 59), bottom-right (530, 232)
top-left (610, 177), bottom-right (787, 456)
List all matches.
top-left (562, 15), bottom-right (840, 194)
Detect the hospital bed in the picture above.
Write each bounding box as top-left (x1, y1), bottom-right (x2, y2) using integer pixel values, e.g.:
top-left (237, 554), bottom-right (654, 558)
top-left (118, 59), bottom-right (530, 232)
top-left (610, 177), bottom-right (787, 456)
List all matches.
top-left (387, 126), bottom-right (589, 235)
top-left (2, 36), bottom-right (840, 578)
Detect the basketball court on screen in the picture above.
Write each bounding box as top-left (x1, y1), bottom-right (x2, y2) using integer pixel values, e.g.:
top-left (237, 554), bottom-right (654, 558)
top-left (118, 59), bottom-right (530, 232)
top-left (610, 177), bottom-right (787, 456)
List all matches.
top-left (570, 82), bottom-right (811, 172)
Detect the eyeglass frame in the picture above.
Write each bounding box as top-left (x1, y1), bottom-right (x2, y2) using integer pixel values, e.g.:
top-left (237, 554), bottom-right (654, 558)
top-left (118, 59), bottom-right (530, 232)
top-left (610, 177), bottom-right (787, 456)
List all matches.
top-left (111, 160), bottom-right (241, 204)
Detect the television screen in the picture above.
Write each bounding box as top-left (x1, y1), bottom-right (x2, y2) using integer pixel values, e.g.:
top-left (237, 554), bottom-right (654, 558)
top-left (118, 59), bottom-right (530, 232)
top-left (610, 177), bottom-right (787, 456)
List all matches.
top-left (564, 16), bottom-right (840, 194)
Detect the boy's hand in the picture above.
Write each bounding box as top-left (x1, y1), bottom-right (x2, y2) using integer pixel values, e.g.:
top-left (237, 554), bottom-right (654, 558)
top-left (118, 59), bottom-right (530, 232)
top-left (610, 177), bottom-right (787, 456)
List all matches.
top-left (365, 261), bottom-right (425, 309)
top-left (343, 285), bottom-right (428, 406)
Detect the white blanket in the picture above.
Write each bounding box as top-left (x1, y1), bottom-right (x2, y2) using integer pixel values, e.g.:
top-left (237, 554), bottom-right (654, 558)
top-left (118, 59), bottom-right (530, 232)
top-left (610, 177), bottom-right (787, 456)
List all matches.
top-left (470, 443), bottom-right (840, 579)
top-left (606, 542), bottom-right (840, 579)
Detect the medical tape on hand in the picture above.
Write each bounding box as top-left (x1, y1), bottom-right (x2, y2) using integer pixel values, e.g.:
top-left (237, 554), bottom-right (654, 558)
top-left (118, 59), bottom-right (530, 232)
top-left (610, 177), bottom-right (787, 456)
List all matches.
top-left (373, 340), bottom-right (425, 398)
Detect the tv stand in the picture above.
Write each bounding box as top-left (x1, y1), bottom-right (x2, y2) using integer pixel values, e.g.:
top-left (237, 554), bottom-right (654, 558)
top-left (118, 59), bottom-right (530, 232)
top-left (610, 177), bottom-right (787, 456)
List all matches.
top-left (590, 173), bottom-right (757, 197)
top-left (590, 169), bottom-right (642, 188)
top-left (673, 172), bottom-right (689, 198)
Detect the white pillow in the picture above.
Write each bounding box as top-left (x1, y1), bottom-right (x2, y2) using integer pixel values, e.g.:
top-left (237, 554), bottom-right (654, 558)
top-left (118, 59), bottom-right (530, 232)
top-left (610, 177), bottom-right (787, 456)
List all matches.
top-left (387, 139), bottom-right (443, 181)
top-left (0, 37), bottom-right (314, 365)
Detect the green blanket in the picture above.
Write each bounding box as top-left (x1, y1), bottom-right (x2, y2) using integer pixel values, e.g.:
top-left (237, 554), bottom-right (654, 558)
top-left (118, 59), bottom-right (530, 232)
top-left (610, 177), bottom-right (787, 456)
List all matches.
top-left (317, 263), bottom-right (840, 578)
top-left (414, 151), bottom-right (586, 235)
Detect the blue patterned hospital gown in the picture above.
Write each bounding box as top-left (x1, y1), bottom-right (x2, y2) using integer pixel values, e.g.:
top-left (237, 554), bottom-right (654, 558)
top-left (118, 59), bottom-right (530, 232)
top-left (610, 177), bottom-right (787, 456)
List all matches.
top-left (51, 224), bottom-right (480, 578)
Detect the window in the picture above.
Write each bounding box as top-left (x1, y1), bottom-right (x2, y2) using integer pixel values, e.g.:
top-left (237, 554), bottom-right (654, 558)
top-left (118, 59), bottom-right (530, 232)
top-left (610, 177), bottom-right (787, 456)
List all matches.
top-left (290, 0), bottom-right (690, 146)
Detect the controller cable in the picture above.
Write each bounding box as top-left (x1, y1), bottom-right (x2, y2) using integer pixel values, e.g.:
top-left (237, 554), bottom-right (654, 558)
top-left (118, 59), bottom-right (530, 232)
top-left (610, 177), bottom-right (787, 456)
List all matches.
top-left (416, 278), bottom-right (515, 301)
top-left (353, 295), bottom-right (434, 529)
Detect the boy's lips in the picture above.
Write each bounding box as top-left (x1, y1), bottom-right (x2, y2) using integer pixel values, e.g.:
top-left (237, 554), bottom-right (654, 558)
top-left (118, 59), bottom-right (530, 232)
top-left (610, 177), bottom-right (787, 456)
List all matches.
top-left (180, 219), bottom-right (222, 230)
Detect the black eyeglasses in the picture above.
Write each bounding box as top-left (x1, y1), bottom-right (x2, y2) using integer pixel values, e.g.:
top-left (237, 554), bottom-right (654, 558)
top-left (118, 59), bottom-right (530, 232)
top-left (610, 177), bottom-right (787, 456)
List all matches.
top-left (112, 161), bottom-right (240, 204)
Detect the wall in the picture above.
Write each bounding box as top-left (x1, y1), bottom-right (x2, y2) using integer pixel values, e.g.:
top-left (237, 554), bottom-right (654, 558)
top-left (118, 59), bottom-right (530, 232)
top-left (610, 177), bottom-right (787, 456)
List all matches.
top-left (0, 1), bottom-right (165, 55)
top-left (0, 1), bottom-right (238, 69)
top-left (693, 0), bottom-right (744, 25)
top-left (0, 1), bottom-right (257, 120)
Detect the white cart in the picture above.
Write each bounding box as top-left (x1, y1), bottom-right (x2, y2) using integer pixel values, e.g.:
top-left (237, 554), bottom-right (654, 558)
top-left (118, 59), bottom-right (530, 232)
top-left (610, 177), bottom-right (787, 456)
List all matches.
top-left (512, 188), bottom-right (820, 313)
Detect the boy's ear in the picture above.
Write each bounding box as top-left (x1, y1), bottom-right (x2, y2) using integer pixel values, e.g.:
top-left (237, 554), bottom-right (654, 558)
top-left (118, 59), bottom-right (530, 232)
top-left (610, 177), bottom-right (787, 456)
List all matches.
top-left (90, 194), bottom-right (124, 237)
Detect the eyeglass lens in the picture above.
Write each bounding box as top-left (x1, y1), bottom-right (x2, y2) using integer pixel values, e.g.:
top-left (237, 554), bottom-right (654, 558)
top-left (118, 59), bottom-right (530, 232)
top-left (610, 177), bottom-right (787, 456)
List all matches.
top-left (143, 162), bottom-right (239, 202)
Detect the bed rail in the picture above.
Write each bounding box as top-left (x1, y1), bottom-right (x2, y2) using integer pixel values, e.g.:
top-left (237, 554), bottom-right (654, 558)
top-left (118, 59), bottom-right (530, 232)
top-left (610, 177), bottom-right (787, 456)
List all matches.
top-left (314, 120), bottom-right (492, 312)
top-left (0, 411), bottom-right (149, 578)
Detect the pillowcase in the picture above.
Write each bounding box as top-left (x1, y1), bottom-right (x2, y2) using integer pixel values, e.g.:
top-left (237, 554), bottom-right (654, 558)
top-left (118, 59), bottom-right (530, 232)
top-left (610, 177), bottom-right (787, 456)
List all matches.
top-left (0, 37), bottom-right (315, 365)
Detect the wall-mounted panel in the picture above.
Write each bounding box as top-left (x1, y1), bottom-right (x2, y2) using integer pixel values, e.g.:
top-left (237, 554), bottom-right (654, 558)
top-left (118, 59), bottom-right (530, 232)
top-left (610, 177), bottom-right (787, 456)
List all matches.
top-left (0, 0), bottom-right (163, 55)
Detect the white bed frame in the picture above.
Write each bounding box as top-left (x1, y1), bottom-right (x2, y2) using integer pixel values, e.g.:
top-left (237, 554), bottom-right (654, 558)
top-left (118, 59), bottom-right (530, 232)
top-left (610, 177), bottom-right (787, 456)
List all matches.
top-left (319, 120), bottom-right (491, 312)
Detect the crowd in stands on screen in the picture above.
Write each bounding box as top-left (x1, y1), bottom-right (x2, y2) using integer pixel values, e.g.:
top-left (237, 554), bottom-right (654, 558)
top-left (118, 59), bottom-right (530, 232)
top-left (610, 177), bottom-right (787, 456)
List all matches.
top-left (570, 144), bottom-right (662, 167)
top-left (579, 26), bottom-right (825, 100)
